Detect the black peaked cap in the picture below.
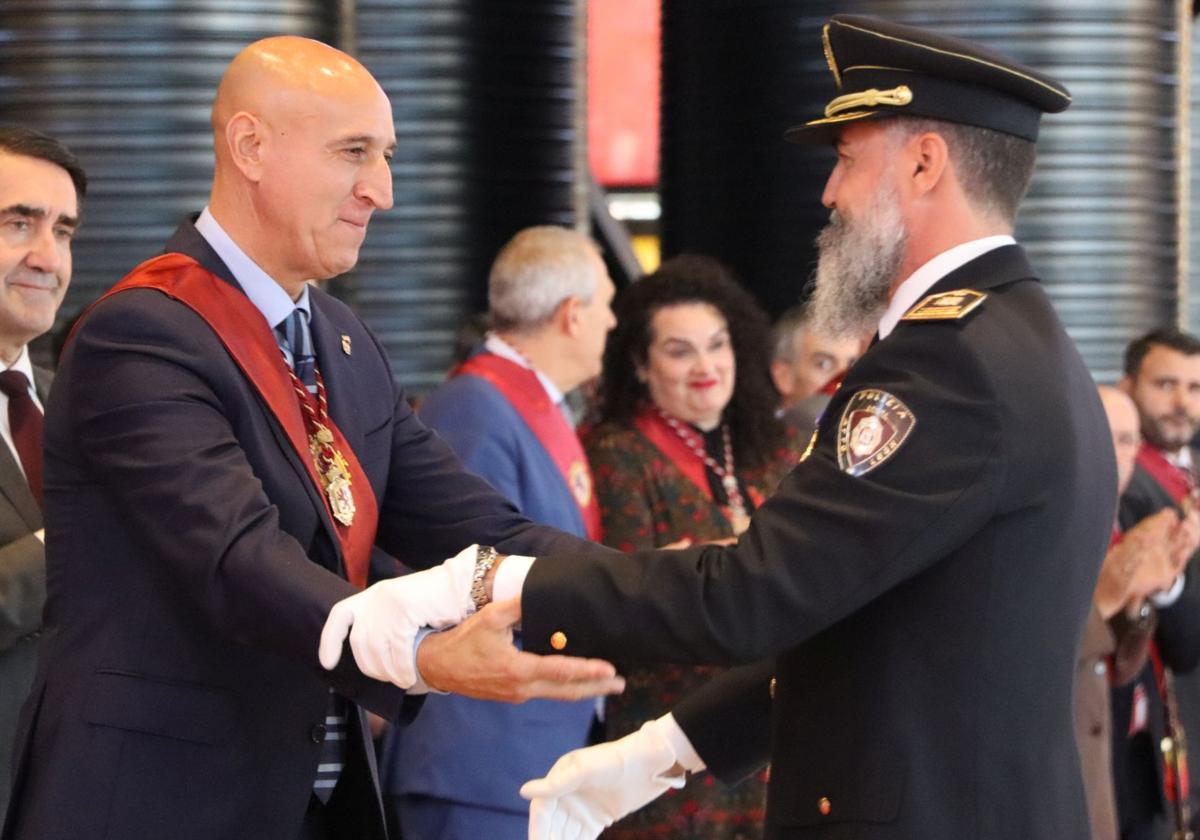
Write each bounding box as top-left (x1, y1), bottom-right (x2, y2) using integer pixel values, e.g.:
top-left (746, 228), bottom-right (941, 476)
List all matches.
top-left (786, 15), bottom-right (1071, 144)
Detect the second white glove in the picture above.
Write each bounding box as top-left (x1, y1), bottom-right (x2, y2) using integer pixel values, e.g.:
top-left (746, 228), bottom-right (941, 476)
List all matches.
top-left (521, 716), bottom-right (688, 840)
top-left (317, 543), bottom-right (479, 688)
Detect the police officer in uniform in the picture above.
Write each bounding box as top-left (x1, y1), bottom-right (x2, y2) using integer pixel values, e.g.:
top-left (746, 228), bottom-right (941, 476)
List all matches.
top-left (324, 15), bottom-right (1117, 840)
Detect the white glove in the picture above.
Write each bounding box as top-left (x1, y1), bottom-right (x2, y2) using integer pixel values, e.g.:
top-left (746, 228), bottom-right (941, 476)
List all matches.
top-left (317, 544), bottom-right (479, 688)
top-left (521, 716), bottom-right (688, 840)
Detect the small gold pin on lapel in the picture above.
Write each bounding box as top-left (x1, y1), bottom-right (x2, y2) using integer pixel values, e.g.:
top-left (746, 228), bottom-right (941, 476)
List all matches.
top-left (341, 335), bottom-right (352, 355)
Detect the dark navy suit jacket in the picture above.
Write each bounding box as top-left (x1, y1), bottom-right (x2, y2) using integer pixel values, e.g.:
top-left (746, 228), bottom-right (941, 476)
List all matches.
top-left (1, 222), bottom-right (596, 840)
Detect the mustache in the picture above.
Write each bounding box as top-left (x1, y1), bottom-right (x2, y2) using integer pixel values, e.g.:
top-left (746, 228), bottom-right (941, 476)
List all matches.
top-left (1158, 410), bottom-right (1199, 424)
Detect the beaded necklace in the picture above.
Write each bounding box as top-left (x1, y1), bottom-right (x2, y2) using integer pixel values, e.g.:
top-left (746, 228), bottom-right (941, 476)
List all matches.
top-left (656, 407), bottom-right (751, 533)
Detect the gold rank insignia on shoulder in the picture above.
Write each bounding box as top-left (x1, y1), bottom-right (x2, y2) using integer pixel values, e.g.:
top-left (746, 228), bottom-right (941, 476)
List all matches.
top-left (837, 389), bottom-right (916, 477)
top-left (901, 289), bottom-right (987, 322)
top-left (798, 429), bottom-right (819, 463)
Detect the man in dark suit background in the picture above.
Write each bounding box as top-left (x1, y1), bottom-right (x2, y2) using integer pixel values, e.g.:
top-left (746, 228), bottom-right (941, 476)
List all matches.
top-left (0, 125), bottom-right (82, 819)
top-left (0, 38), bottom-right (621, 840)
top-left (352, 16), bottom-right (1118, 840)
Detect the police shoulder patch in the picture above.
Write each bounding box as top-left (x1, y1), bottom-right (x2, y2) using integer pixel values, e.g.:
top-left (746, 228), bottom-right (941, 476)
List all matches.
top-left (901, 288), bottom-right (987, 322)
top-left (836, 389), bottom-right (916, 476)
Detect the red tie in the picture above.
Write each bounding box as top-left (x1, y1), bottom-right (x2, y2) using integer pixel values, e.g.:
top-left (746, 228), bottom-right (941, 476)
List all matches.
top-left (0, 371), bottom-right (42, 507)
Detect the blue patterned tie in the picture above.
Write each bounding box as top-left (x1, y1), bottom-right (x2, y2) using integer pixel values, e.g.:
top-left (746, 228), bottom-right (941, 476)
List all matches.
top-left (277, 307), bottom-right (346, 801)
top-left (277, 307), bottom-right (316, 393)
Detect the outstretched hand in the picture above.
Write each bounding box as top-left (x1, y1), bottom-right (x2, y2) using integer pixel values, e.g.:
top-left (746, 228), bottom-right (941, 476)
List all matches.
top-left (416, 598), bottom-right (626, 703)
top-left (521, 717), bottom-right (686, 839)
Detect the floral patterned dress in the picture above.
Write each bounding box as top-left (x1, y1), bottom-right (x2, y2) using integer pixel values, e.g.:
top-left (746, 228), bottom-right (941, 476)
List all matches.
top-left (583, 415), bottom-right (806, 840)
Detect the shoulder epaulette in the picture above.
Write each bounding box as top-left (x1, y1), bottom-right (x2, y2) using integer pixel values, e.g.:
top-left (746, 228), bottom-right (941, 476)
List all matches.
top-left (901, 288), bottom-right (987, 322)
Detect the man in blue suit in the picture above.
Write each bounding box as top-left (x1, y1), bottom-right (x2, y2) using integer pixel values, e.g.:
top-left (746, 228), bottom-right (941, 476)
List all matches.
top-left (0, 37), bottom-right (621, 840)
top-left (380, 225), bottom-right (616, 839)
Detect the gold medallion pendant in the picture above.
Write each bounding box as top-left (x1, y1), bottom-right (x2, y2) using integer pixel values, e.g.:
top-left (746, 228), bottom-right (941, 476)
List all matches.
top-left (309, 422), bottom-right (356, 526)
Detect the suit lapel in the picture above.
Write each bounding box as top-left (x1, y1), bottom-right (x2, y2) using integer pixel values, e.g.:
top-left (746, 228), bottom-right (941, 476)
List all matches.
top-left (308, 294), bottom-right (364, 458)
top-left (165, 220), bottom-right (344, 565)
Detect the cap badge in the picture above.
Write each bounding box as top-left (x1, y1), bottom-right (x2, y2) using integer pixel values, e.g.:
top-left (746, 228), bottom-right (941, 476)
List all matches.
top-left (837, 389), bottom-right (915, 477)
top-left (901, 289), bottom-right (988, 322)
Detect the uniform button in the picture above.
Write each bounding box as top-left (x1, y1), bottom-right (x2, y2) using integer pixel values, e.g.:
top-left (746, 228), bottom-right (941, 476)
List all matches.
top-left (769, 677), bottom-right (777, 699)
top-left (1093, 660), bottom-right (1107, 676)
top-left (550, 631), bottom-right (568, 650)
top-left (310, 723), bottom-right (327, 744)
top-left (818, 796), bottom-right (831, 816)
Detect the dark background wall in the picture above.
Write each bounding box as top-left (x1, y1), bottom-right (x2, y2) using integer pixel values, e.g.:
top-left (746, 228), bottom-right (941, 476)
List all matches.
top-left (1, 1), bottom-right (1192, 386)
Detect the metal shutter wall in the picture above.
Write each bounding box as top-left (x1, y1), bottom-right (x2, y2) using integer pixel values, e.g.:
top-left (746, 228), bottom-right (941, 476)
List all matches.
top-left (0, 0), bottom-right (337, 367)
top-left (348, 0), bottom-right (585, 394)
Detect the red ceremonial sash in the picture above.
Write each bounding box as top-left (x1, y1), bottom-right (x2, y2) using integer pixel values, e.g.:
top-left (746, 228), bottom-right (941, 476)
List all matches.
top-left (453, 352), bottom-right (602, 541)
top-left (632, 405), bottom-right (766, 509)
top-left (1136, 443), bottom-right (1195, 505)
top-left (77, 252), bottom-right (378, 588)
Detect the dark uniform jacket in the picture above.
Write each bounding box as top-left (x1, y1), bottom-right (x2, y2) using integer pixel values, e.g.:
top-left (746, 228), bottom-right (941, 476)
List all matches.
top-left (1, 222), bottom-right (597, 840)
top-left (522, 244), bottom-right (1116, 839)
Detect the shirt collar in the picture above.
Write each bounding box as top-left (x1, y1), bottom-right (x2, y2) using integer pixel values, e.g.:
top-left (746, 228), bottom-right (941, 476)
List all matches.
top-left (1167, 446), bottom-right (1194, 473)
top-left (194, 207), bottom-right (311, 329)
top-left (484, 333), bottom-right (564, 405)
top-left (5, 345), bottom-right (35, 388)
top-left (877, 235), bottom-right (1015, 340)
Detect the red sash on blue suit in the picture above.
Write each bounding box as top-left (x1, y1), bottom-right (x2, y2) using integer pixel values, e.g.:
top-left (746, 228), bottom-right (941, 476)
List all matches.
top-left (452, 352), bottom-right (602, 541)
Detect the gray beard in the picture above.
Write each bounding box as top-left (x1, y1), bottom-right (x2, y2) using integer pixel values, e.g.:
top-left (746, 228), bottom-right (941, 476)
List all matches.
top-left (808, 188), bottom-right (908, 340)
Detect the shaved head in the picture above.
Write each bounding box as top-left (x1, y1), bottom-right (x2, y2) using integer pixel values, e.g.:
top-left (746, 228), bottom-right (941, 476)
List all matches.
top-left (212, 37), bottom-right (386, 145)
top-left (207, 37), bottom-right (396, 295)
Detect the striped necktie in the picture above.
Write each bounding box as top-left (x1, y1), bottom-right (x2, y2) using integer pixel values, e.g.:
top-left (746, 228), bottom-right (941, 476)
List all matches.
top-left (276, 307), bottom-right (316, 393)
top-left (277, 307), bottom-right (347, 801)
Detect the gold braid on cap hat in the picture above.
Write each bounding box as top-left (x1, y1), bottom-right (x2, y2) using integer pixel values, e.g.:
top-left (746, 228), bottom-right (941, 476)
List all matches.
top-left (824, 85), bottom-right (912, 118)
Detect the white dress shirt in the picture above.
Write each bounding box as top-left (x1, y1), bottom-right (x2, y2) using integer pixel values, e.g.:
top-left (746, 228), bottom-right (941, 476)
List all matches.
top-left (194, 207), bottom-right (311, 324)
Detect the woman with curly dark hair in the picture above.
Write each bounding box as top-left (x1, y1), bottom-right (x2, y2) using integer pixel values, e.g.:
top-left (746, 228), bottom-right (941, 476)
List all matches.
top-left (584, 254), bottom-right (805, 840)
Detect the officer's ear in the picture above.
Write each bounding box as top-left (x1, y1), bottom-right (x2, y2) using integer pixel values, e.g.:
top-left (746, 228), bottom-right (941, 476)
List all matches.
top-left (908, 131), bottom-right (948, 196)
top-left (1117, 375), bottom-right (1135, 397)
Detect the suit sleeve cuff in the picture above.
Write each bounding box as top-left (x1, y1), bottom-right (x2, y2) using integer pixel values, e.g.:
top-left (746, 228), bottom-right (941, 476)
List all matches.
top-left (409, 627), bottom-right (448, 695)
top-left (493, 554), bottom-right (536, 603)
top-left (660, 712), bottom-right (706, 772)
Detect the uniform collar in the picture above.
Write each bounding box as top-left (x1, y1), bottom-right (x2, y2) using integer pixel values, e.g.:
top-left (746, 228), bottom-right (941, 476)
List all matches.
top-left (878, 235), bottom-right (1015, 340)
